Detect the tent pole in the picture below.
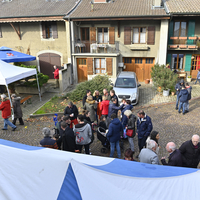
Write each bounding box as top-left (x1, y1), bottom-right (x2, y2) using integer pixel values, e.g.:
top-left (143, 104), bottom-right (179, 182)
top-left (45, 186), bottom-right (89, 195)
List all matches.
top-left (36, 73), bottom-right (42, 101)
top-left (5, 84), bottom-right (14, 115)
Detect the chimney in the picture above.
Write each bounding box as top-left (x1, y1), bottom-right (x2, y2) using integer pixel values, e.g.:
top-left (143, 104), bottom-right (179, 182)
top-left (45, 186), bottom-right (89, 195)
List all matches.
top-left (153, 0), bottom-right (161, 7)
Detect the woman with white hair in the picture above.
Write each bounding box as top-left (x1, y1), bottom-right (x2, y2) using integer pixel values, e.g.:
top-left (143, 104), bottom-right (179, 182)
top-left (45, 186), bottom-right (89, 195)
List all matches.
top-left (40, 127), bottom-right (58, 149)
top-left (124, 110), bottom-right (137, 153)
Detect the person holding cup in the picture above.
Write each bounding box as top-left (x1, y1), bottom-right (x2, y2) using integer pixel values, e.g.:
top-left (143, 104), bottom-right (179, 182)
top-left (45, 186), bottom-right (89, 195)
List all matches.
top-left (64, 102), bottom-right (79, 128)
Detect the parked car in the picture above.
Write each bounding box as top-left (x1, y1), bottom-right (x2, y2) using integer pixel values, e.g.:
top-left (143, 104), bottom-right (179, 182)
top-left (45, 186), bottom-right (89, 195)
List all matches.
top-left (113, 71), bottom-right (141, 105)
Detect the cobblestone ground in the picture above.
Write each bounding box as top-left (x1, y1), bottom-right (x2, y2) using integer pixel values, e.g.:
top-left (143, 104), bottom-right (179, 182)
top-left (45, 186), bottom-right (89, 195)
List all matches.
top-left (0, 80), bottom-right (200, 163)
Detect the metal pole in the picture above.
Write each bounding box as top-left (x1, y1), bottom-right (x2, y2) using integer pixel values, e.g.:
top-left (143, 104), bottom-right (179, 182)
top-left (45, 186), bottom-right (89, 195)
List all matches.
top-left (36, 73), bottom-right (42, 101)
top-left (5, 84), bottom-right (14, 115)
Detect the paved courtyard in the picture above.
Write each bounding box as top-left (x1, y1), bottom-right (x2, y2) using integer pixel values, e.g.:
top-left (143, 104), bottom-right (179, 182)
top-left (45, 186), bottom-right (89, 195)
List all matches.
top-left (0, 80), bottom-right (200, 163)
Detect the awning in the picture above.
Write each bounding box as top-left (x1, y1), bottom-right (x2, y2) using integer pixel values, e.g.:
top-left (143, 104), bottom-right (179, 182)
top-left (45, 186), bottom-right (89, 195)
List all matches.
top-left (0, 46), bottom-right (36, 63)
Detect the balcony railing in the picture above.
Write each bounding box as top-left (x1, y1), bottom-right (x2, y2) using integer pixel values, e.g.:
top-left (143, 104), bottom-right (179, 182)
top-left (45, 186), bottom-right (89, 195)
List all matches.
top-left (72, 41), bottom-right (119, 54)
top-left (168, 36), bottom-right (199, 50)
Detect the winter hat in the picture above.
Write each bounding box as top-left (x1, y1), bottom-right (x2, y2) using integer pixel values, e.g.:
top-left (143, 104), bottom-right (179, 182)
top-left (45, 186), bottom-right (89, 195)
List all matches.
top-left (42, 127), bottom-right (51, 137)
top-left (11, 94), bottom-right (17, 98)
top-left (1, 94), bottom-right (6, 99)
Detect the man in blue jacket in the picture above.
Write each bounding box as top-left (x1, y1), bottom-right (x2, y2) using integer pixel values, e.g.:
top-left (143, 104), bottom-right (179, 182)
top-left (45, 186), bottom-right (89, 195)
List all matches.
top-left (175, 79), bottom-right (185, 110)
top-left (136, 110), bottom-right (153, 153)
top-left (107, 113), bottom-right (123, 158)
top-left (178, 86), bottom-right (189, 115)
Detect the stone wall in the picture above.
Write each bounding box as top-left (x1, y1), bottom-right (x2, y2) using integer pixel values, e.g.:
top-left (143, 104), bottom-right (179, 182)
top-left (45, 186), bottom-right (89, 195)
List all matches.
top-left (59, 63), bottom-right (72, 93)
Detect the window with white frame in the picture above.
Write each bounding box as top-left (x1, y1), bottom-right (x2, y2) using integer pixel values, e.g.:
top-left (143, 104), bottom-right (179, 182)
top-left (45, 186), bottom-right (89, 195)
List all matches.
top-left (95, 58), bottom-right (106, 74)
top-left (97, 28), bottom-right (108, 43)
top-left (133, 27), bottom-right (146, 44)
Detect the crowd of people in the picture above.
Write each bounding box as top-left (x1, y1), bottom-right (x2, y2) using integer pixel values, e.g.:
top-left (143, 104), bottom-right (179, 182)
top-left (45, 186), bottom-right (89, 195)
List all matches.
top-left (38, 87), bottom-right (200, 169)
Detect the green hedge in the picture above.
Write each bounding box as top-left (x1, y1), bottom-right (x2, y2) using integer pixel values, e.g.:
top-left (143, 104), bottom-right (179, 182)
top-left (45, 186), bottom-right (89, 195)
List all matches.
top-left (66, 75), bottom-right (112, 101)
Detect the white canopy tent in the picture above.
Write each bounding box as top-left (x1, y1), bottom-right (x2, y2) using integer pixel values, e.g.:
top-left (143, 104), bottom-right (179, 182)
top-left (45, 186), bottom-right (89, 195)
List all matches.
top-left (0, 60), bottom-right (41, 112)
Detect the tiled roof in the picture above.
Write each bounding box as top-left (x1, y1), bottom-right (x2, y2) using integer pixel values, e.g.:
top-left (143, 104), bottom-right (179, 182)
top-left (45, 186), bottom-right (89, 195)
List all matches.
top-left (69, 0), bottom-right (167, 19)
top-left (0, 0), bottom-right (78, 18)
top-left (165, 0), bottom-right (200, 14)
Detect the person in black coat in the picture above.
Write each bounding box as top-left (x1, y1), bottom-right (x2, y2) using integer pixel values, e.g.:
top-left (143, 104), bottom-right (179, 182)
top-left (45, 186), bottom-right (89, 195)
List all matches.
top-left (179, 135), bottom-right (200, 168)
top-left (110, 89), bottom-right (119, 106)
top-left (124, 110), bottom-right (136, 152)
top-left (82, 90), bottom-right (91, 106)
top-left (161, 142), bottom-right (183, 167)
top-left (175, 79), bottom-right (185, 110)
top-left (64, 102), bottom-right (79, 128)
top-left (60, 121), bottom-right (79, 152)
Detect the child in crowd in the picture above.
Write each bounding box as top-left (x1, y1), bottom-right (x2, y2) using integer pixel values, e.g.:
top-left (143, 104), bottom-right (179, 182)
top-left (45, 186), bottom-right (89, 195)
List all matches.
top-left (124, 148), bottom-right (135, 161)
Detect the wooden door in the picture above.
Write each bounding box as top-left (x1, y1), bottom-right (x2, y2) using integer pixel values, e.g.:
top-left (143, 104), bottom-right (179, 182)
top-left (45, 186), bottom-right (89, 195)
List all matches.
top-left (39, 53), bottom-right (61, 79)
top-left (143, 58), bottom-right (155, 80)
top-left (135, 58), bottom-right (144, 82)
top-left (123, 57), bottom-right (135, 72)
top-left (77, 58), bottom-right (87, 82)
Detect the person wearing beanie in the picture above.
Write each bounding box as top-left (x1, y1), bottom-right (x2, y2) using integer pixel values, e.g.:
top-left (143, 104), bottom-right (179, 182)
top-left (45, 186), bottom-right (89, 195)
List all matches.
top-left (40, 127), bottom-right (58, 149)
top-left (0, 94), bottom-right (17, 131)
top-left (11, 94), bottom-right (24, 125)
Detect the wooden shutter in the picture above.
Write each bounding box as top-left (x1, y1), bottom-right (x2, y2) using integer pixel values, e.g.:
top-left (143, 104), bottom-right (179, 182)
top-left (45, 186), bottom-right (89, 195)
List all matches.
top-left (52, 22), bottom-right (58, 39)
top-left (168, 21), bottom-right (174, 45)
top-left (106, 58), bottom-right (112, 75)
top-left (187, 20), bottom-right (195, 44)
top-left (147, 26), bottom-right (155, 45)
top-left (87, 58), bottom-right (93, 75)
top-left (0, 25), bottom-right (2, 38)
top-left (124, 27), bottom-right (131, 45)
top-left (90, 27), bottom-right (96, 43)
top-left (42, 22), bottom-right (46, 39)
top-left (109, 27), bottom-right (115, 44)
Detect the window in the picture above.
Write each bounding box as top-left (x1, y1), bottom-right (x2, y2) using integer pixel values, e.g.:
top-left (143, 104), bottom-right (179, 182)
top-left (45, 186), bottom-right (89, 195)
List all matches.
top-left (171, 54), bottom-right (184, 69)
top-left (133, 28), bottom-right (146, 44)
top-left (95, 58), bottom-right (106, 74)
top-left (135, 58), bottom-right (142, 64)
top-left (174, 22), bottom-right (187, 37)
top-left (115, 78), bottom-right (136, 88)
top-left (124, 58), bottom-right (132, 64)
top-left (79, 59), bottom-right (86, 65)
top-left (42, 22), bottom-right (58, 39)
top-left (191, 55), bottom-right (200, 70)
top-left (81, 28), bottom-right (89, 41)
top-left (146, 58), bottom-right (153, 64)
top-left (97, 28), bottom-right (108, 43)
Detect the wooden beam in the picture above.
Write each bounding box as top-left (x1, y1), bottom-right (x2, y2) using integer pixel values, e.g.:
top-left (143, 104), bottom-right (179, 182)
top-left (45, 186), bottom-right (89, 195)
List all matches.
top-left (0, 16), bottom-right (64, 23)
top-left (71, 17), bottom-right (170, 21)
top-left (118, 21), bottom-right (120, 38)
top-left (10, 22), bottom-right (21, 40)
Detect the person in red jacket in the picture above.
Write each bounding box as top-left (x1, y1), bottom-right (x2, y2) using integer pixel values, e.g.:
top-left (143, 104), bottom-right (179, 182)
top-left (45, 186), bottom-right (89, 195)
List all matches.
top-left (100, 96), bottom-right (110, 118)
top-left (53, 65), bottom-right (59, 89)
top-left (0, 94), bottom-right (17, 131)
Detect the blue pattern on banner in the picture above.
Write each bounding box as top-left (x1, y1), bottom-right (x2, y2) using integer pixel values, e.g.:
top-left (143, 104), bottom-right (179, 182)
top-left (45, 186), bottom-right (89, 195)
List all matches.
top-left (88, 159), bottom-right (198, 178)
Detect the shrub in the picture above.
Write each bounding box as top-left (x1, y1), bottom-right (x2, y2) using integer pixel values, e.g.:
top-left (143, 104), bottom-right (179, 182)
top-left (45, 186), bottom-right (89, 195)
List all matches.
top-left (14, 64), bottom-right (49, 87)
top-left (151, 63), bottom-right (178, 91)
top-left (66, 75), bottom-right (112, 101)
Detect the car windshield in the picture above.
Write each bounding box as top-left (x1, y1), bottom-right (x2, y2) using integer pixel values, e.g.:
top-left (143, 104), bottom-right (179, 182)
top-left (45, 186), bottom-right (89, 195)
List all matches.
top-left (115, 78), bottom-right (136, 88)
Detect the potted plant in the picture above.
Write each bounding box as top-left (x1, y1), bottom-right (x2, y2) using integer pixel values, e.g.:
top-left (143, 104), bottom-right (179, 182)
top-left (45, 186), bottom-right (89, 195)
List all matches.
top-left (187, 75), bottom-right (192, 82)
top-left (151, 64), bottom-right (178, 97)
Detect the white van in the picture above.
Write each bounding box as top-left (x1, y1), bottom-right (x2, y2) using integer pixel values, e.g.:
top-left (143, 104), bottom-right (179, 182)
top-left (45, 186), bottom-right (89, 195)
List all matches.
top-left (113, 71), bottom-right (141, 105)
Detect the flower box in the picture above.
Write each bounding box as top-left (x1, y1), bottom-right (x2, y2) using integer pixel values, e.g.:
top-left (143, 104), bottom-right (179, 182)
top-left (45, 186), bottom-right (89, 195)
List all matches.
top-left (179, 45), bottom-right (187, 49)
top-left (169, 45), bottom-right (178, 49)
top-left (170, 37), bottom-right (178, 40)
top-left (188, 45), bottom-right (197, 49)
top-left (179, 37), bottom-right (187, 40)
top-left (188, 36), bottom-right (197, 40)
